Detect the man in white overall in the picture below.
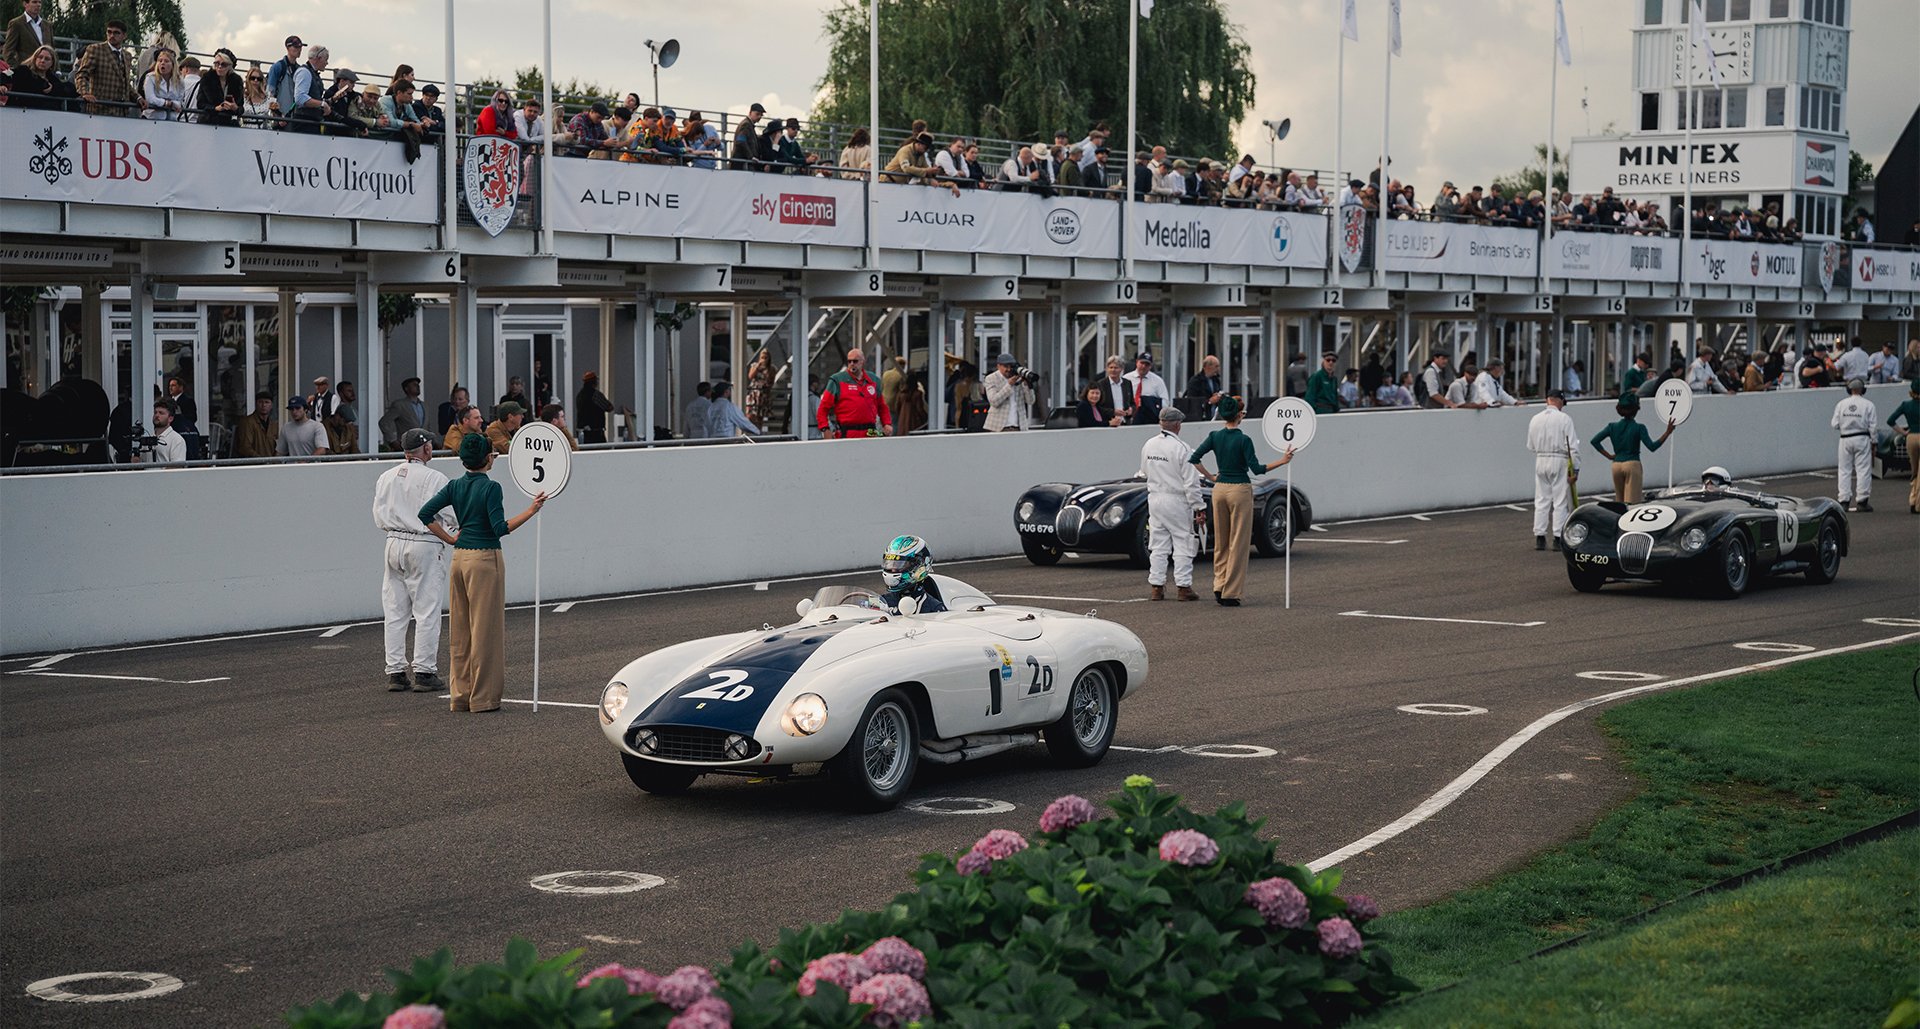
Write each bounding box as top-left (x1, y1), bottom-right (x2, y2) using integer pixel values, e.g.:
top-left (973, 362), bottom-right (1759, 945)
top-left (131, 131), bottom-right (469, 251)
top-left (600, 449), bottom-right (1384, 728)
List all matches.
top-left (373, 428), bottom-right (456, 691)
top-left (1831, 378), bottom-right (1876, 513)
top-left (1526, 389), bottom-right (1581, 550)
top-left (1140, 407), bottom-right (1205, 601)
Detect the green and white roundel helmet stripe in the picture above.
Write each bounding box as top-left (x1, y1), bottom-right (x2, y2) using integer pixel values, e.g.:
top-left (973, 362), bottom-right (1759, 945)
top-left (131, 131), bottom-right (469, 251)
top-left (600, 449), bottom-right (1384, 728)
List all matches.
top-left (881, 534), bottom-right (932, 589)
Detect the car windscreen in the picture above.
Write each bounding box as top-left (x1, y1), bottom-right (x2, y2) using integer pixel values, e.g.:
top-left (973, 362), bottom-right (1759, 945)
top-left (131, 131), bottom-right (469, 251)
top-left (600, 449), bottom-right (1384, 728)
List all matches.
top-left (809, 585), bottom-right (884, 609)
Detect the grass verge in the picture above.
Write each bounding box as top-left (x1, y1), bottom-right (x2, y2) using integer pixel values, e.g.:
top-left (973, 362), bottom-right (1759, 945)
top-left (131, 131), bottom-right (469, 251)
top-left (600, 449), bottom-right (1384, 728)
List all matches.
top-left (1364, 644), bottom-right (1920, 1006)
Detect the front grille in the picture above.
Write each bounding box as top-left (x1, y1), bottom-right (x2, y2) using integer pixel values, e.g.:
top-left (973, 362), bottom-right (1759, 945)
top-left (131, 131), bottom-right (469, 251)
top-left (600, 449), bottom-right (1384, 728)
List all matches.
top-left (1055, 506), bottom-right (1085, 546)
top-left (628, 725), bottom-right (761, 763)
top-left (1617, 532), bottom-right (1654, 574)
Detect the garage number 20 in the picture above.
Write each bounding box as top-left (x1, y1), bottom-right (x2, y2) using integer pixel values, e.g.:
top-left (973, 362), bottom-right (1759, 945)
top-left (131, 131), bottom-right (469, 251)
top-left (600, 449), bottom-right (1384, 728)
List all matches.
top-left (683, 669), bottom-right (755, 702)
top-left (1024, 656), bottom-right (1054, 696)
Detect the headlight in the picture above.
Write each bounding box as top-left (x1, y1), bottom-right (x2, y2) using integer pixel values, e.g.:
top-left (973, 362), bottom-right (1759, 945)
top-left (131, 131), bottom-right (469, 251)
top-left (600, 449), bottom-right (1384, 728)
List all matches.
top-left (780, 693), bottom-right (828, 736)
top-left (1018, 500), bottom-right (1036, 521)
top-left (723, 733), bottom-right (754, 760)
top-left (1681, 527), bottom-right (1707, 552)
top-left (1100, 504), bottom-right (1127, 528)
top-left (1563, 522), bottom-right (1588, 547)
top-left (632, 728), bottom-right (659, 755)
top-left (599, 682), bottom-right (629, 725)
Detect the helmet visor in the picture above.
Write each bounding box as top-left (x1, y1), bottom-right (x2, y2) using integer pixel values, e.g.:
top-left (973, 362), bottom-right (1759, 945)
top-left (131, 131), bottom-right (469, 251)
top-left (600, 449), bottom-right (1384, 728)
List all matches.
top-left (881, 557), bottom-right (915, 574)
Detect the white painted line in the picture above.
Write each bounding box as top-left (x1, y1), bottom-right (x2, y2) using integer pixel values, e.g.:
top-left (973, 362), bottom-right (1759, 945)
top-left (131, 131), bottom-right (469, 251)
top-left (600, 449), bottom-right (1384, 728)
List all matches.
top-left (501, 697), bottom-right (596, 709)
top-left (1297, 537), bottom-right (1409, 545)
top-left (318, 625), bottom-right (349, 638)
top-left (1398, 703), bottom-right (1488, 716)
top-left (1308, 524), bottom-right (1330, 532)
top-left (1304, 630), bottom-right (1920, 874)
top-left (8, 670), bottom-right (231, 684)
top-left (27, 653), bottom-right (74, 669)
top-left (1341, 610), bottom-right (1545, 628)
top-left (25, 972), bottom-right (184, 1003)
top-left (753, 581), bottom-right (769, 591)
top-left (906, 797), bottom-right (1017, 815)
top-left (1577, 670), bottom-right (1664, 682)
top-left (998, 594), bottom-right (1136, 603)
top-left (1110, 744), bottom-right (1183, 754)
top-left (1735, 641), bottom-right (1816, 653)
top-left (552, 602), bottom-right (576, 613)
top-left (1181, 743), bottom-right (1278, 758)
top-left (529, 871), bottom-right (665, 895)
top-left (1865, 617), bottom-right (1920, 628)
top-left (1408, 514), bottom-right (1432, 521)
top-left (1503, 504), bottom-right (1528, 512)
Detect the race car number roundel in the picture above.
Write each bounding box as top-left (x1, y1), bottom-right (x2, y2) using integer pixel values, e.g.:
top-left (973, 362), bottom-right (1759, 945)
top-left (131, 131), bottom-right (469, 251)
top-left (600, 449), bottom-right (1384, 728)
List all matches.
top-left (1617, 504), bottom-right (1678, 532)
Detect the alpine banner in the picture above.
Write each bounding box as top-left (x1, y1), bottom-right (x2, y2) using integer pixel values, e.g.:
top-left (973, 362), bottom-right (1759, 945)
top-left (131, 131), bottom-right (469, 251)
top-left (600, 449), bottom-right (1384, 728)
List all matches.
top-left (877, 183), bottom-right (1121, 261)
top-left (545, 159), bottom-right (866, 246)
top-left (1549, 232), bottom-right (1678, 284)
top-left (1381, 220), bottom-right (1539, 277)
top-left (1686, 239), bottom-right (1801, 289)
top-left (1129, 203), bottom-right (1329, 269)
top-left (2, 107), bottom-right (438, 222)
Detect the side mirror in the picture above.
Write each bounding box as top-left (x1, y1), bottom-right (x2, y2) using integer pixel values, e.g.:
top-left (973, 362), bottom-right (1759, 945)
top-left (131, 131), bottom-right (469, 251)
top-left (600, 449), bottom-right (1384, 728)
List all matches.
top-left (897, 595), bottom-right (921, 616)
top-left (795, 598), bottom-right (815, 617)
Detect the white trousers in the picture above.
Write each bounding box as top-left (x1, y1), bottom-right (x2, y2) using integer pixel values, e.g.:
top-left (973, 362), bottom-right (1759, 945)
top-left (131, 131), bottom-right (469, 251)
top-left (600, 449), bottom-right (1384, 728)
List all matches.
top-left (1146, 494), bottom-right (1199, 587)
top-left (1837, 436), bottom-right (1872, 502)
top-left (1533, 455), bottom-right (1572, 537)
top-left (383, 537), bottom-right (449, 674)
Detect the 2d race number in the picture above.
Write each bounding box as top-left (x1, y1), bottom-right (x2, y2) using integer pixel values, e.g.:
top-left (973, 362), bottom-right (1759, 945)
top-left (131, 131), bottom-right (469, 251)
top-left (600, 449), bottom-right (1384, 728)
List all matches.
top-left (1616, 504), bottom-right (1678, 533)
top-left (683, 669), bottom-right (755, 702)
top-left (1024, 656), bottom-right (1055, 696)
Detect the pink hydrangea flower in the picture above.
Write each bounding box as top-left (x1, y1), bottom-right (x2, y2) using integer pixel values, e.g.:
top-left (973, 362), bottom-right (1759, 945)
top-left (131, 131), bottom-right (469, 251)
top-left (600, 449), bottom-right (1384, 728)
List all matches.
top-left (797, 952), bottom-right (874, 997)
top-left (849, 972), bottom-right (933, 1029)
top-left (1317, 917), bottom-right (1363, 959)
top-left (655, 966), bottom-right (718, 1010)
top-left (955, 851), bottom-right (992, 877)
top-left (383, 1004), bottom-right (445, 1029)
top-left (1157, 828), bottom-right (1219, 866)
top-left (1039, 794), bottom-right (1098, 833)
top-left (575, 963), bottom-right (660, 996)
top-left (860, 937), bottom-right (927, 980)
top-left (666, 996), bottom-right (733, 1029)
top-left (1344, 894), bottom-right (1381, 922)
top-left (1244, 877), bottom-right (1310, 929)
top-left (971, 828), bottom-right (1029, 860)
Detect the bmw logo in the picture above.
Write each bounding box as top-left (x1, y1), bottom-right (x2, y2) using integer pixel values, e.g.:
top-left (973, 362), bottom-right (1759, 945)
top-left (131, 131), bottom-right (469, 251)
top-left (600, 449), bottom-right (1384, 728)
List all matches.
top-left (1269, 217), bottom-right (1291, 259)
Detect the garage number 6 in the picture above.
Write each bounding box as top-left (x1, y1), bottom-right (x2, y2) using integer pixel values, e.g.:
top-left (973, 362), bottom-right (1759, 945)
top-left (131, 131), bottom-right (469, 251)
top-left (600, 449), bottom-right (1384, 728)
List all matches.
top-left (684, 669), bottom-right (755, 702)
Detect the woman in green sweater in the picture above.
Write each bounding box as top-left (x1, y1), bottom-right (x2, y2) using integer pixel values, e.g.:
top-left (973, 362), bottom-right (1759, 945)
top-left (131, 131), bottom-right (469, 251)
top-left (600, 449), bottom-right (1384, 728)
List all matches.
top-left (1589, 392), bottom-right (1676, 505)
top-left (419, 433), bottom-right (545, 713)
top-left (1188, 396), bottom-right (1294, 607)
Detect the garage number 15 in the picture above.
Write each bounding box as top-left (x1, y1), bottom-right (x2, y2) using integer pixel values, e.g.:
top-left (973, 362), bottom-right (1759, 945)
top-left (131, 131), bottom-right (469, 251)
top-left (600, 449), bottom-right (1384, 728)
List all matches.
top-left (684, 669), bottom-right (755, 702)
top-left (1024, 656), bottom-right (1054, 696)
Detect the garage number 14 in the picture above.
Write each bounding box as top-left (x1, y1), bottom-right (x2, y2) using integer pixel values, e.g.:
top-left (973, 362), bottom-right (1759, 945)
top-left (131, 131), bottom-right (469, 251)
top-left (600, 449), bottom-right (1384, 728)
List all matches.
top-left (684, 669), bottom-right (755, 702)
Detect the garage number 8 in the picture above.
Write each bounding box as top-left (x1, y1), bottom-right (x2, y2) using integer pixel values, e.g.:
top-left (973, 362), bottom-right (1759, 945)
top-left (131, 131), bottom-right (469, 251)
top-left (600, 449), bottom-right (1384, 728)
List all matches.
top-left (684, 669), bottom-right (755, 702)
top-left (1616, 504), bottom-right (1677, 532)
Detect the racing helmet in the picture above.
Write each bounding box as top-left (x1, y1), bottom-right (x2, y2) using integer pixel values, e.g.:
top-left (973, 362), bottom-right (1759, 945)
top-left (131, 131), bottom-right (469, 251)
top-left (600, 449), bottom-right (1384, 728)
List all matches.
top-left (881, 535), bottom-right (933, 590)
top-left (1701, 465), bottom-right (1732, 491)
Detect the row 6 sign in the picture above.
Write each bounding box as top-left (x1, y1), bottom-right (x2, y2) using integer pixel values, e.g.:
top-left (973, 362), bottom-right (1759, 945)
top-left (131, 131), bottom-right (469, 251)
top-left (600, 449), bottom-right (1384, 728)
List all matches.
top-left (2, 108), bottom-right (438, 222)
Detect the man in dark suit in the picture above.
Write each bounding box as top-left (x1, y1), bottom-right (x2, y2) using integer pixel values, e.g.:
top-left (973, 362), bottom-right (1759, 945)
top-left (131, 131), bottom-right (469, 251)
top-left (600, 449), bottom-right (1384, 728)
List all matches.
top-left (731, 103), bottom-right (765, 170)
top-left (3, 0), bottom-right (51, 71)
top-left (1184, 355), bottom-right (1224, 419)
top-left (1092, 355), bottom-right (1135, 427)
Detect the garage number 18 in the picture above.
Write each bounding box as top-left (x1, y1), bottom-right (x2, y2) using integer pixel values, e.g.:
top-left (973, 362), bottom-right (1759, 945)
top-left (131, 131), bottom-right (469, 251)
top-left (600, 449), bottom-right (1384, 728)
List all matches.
top-left (1024, 656), bottom-right (1054, 696)
top-left (683, 669), bottom-right (755, 702)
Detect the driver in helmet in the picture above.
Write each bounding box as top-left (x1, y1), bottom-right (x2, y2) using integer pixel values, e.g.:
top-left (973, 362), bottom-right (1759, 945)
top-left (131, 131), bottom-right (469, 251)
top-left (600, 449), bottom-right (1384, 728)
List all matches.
top-left (1700, 466), bottom-right (1732, 494)
top-left (879, 534), bottom-right (946, 614)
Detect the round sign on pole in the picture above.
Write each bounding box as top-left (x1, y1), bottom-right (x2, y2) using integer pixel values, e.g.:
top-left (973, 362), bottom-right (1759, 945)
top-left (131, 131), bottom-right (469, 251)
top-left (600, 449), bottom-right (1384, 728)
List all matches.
top-left (1261, 396), bottom-right (1318, 454)
top-left (1653, 378), bottom-right (1694, 427)
top-left (509, 422), bottom-right (572, 499)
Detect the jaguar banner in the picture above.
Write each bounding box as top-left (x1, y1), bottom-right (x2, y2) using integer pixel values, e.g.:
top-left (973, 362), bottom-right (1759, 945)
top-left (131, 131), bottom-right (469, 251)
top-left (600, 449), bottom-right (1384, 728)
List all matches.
top-left (877, 184), bottom-right (1121, 261)
top-left (2, 107), bottom-right (438, 222)
top-left (545, 159), bottom-right (866, 246)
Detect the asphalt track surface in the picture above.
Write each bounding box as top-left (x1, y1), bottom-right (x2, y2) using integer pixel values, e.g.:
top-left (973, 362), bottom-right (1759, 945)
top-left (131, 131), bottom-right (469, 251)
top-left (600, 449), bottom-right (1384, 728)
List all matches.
top-left (4, 472), bottom-right (1916, 1026)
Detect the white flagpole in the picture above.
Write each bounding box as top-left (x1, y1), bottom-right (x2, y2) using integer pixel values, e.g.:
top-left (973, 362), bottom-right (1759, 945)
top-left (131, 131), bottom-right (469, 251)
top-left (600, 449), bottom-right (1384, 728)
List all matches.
top-left (868, 0), bottom-right (879, 273)
top-left (539, 0), bottom-right (553, 256)
top-left (1681, 2), bottom-right (1695, 292)
top-left (1124, 0), bottom-right (1139, 282)
top-left (1333, 15), bottom-right (1344, 266)
top-left (1544, 9), bottom-right (1558, 300)
top-left (442, 0), bottom-right (457, 245)
top-left (1376, 0), bottom-right (1394, 290)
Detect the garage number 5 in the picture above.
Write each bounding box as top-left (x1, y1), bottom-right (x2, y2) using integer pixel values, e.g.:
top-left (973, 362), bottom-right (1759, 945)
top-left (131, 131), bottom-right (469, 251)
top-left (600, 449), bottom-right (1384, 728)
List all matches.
top-left (684, 669), bottom-right (755, 702)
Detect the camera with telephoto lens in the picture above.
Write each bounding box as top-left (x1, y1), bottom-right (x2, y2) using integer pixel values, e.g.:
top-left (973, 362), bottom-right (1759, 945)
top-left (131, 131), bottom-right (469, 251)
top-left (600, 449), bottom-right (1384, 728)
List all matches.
top-left (127, 421), bottom-right (161, 459)
top-left (1010, 364), bottom-right (1040, 387)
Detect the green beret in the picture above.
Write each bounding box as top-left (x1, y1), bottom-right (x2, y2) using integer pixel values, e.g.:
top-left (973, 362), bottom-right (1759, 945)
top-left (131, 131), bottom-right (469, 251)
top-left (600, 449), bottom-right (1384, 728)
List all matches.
top-left (1616, 392), bottom-right (1641, 411)
top-left (1910, 377), bottom-right (1920, 395)
top-left (1217, 395), bottom-right (1242, 421)
top-left (459, 432), bottom-right (492, 469)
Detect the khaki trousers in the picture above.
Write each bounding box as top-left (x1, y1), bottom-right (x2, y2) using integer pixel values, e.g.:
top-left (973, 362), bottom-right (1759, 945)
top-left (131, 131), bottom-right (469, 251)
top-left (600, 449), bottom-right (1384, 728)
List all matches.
top-left (1211, 483), bottom-right (1254, 600)
top-left (1611, 461), bottom-right (1645, 505)
top-left (1910, 434), bottom-right (1919, 511)
top-left (448, 549), bottom-right (506, 712)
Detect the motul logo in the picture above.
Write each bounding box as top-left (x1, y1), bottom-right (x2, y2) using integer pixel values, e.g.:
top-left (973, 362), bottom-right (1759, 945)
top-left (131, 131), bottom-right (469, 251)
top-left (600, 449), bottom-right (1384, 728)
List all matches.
top-left (80, 138), bottom-right (154, 181)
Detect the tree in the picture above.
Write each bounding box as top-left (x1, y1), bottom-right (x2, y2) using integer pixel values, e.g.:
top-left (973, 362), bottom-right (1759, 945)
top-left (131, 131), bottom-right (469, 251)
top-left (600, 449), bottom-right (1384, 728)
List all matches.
top-left (6, 1), bottom-right (189, 51)
top-left (1492, 143), bottom-right (1570, 201)
top-left (812, 0), bottom-right (1254, 160)
top-left (1845, 150), bottom-right (1874, 217)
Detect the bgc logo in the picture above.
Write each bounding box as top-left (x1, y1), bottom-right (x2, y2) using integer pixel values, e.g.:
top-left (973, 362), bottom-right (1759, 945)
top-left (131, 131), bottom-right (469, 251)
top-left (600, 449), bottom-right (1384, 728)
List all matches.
top-left (752, 193), bottom-right (837, 226)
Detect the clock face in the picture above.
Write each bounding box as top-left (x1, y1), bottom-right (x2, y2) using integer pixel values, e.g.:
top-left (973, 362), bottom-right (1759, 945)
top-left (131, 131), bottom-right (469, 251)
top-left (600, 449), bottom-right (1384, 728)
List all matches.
top-left (1810, 27), bottom-right (1846, 86)
top-left (1672, 26), bottom-right (1754, 85)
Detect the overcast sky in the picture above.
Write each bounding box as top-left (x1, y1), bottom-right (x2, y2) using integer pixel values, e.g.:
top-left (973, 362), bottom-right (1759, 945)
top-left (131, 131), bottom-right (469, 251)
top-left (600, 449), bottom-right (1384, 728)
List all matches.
top-left (188, 0), bottom-right (1916, 191)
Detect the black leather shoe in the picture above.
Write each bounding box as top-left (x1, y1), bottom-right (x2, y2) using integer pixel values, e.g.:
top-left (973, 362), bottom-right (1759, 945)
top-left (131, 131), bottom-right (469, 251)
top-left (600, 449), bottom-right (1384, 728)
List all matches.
top-left (1857, 500), bottom-right (1872, 512)
top-left (1217, 598), bottom-right (1241, 607)
top-left (386, 672), bottom-right (411, 692)
top-left (1551, 537), bottom-right (1563, 552)
top-left (411, 672), bottom-right (444, 693)
top-left (1535, 535), bottom-right (1546, 551)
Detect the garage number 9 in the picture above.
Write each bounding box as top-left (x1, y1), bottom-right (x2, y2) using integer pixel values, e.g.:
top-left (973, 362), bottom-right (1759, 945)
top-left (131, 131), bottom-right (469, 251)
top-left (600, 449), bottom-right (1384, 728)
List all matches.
top-left (684, 669), bottom-right (755, 702)
top-left (1616, 504), bottom-right (1677, 532)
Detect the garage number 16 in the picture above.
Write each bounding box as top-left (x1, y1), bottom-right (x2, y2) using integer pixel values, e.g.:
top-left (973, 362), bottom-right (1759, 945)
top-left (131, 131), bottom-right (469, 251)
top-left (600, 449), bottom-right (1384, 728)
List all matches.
top-left (684, 669), bottom-right (755, 702)
top-left (1024, 656), bottom-right (1054, 696)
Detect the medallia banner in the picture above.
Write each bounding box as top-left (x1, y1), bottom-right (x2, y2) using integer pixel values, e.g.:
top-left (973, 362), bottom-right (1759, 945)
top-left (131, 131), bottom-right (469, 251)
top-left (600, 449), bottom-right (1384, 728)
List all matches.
top-left (545, 160), bottom-right (866, 246)
top-left (2, 107), bottom-right (438, 222)
top-left (1548, 232), bottom-right (1678, 284)
top-left (1381, 221), bottom-right (1539, 276)
top-left (1128, 203), bottom-right (1328, 269)
top-left (875, 184), bottom-right (1121, 260)
top-left (1685, 239), bottom-right (1801, 289)
top-left (1847, 248), bottom-right (1920, 293)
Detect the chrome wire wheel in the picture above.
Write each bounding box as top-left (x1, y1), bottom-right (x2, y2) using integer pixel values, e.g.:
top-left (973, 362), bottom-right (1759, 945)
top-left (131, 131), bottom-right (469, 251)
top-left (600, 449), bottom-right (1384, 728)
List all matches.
top-left (1070, 668), bottom-right (1113, 747)
top-left (861, 701), bottom-right (911, 792)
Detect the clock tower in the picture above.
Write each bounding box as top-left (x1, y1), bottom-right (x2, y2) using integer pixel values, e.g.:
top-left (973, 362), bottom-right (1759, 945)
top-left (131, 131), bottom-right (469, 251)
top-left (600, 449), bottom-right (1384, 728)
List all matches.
top-left (1569, 0), bottom-right (1851, 239)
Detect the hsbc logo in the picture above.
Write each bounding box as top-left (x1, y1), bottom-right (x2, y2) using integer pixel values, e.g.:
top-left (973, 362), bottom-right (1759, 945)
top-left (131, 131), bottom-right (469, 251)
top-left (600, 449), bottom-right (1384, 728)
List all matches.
top-left (1857, 255), bottom-right (1876, 283)
top-left (752, 193), bottom-right (836, 226)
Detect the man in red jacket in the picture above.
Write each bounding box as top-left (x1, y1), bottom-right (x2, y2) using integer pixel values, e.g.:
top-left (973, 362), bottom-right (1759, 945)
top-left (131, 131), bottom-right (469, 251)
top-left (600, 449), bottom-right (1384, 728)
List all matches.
top-left (817, 348), bottom-right (892, 439)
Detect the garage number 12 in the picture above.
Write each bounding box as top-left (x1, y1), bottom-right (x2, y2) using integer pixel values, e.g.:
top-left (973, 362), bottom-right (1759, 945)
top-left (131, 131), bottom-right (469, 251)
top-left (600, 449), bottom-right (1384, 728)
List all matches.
top-left (684, 669), bottom-right (755, 702)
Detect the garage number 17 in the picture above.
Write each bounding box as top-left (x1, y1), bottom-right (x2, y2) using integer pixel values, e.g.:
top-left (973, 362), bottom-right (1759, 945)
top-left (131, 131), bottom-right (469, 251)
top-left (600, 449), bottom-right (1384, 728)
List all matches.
top-left (683, 669), bottom-right (755, 702)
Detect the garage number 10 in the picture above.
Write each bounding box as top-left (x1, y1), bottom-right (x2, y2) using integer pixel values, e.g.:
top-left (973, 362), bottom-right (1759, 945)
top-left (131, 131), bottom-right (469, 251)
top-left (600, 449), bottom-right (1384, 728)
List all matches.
top-left (684, 669), bottom-right (755, 702)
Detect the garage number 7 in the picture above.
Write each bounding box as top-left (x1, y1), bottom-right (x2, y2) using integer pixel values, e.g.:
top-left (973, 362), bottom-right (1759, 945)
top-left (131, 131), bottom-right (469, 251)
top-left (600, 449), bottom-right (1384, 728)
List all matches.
top-left (684, 669), bottom-right (755, 702)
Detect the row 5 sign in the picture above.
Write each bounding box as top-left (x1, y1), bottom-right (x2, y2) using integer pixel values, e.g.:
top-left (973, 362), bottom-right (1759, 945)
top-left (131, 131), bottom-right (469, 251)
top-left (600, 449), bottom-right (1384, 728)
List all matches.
top-left (2, 108), bottom-right (438, 223)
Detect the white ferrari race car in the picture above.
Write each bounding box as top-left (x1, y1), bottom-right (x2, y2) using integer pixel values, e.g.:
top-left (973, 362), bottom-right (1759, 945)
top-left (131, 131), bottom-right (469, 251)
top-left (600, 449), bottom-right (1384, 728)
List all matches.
top-left (597, 575), bottom-right (1149, 810)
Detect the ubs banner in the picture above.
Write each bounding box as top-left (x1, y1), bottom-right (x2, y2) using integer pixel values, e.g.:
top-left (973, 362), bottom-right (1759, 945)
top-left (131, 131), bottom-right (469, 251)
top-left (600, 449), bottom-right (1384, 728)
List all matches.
top-left (1687, 239), bottom-right (1801, 288)
top-left (547, 161), bottom-right (865, 246)
top-left (877, 184), bottom-right (1121, 261)
top-left (2, 107), bottom-right (438, 222)
top-left (1550, 232), bottom-right (1678, 283)
top-left (1382, 221), bottom-right (1537, 277)
top-left (1129, 205), bottom-right (1328, 269)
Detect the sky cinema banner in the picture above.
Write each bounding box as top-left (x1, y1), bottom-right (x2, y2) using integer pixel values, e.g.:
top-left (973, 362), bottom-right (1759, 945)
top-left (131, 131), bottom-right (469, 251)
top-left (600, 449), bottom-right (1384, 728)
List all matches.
top-left (3, 108), bottom-right (437, 222)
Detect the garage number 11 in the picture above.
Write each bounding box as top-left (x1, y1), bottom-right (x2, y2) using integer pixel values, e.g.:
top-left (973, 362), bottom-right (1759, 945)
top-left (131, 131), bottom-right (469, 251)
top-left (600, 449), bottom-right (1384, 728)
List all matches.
top-left (684, 669), bottom-right (755, 702)
top-left (1024, 656), bottom-right (1054, 696)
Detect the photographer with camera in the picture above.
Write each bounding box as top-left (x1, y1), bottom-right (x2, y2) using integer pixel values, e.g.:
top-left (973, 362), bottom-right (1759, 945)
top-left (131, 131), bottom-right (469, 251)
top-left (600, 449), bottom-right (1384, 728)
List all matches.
top-left (144, 398), bottom-right (187, 465)
top-left (984, 352), bottom-right (1037, 432)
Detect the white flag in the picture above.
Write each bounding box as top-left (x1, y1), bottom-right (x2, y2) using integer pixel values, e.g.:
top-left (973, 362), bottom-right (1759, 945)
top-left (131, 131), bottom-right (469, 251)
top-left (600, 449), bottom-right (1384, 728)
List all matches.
top-left (1340, 0), bottom-right (1359, 42)
top-left (1139, 0), bottom-right (1153, 17)
top-left (1554, 0), bottom-right (1573, 66)
top-left (1690, 0), bottom-right (1721, 86)
top-left (1388, 0), bottom-right (1403, 56)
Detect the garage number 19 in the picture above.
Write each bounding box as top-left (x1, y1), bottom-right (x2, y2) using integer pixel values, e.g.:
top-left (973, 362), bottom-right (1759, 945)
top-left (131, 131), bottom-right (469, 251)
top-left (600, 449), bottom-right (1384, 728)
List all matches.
top-left (1024, 656), bottom-right (1054, 696)
top-left (684, 669), bottom-right (755, 702)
